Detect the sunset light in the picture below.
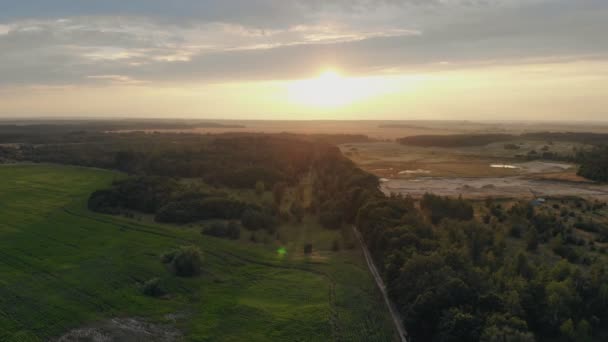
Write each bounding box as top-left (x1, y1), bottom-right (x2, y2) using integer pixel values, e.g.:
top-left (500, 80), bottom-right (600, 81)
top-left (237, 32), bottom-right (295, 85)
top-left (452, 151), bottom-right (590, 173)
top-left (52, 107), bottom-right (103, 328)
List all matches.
top-left (287, 69), bottom-right (399, 109)
top-left (2, 1), bottom-right (608, 341)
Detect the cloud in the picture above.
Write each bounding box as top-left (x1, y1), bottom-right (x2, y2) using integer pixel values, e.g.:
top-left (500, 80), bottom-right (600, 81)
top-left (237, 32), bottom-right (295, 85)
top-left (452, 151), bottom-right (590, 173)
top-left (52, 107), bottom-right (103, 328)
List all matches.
top-left (0, 0), bottom-right (606, 86)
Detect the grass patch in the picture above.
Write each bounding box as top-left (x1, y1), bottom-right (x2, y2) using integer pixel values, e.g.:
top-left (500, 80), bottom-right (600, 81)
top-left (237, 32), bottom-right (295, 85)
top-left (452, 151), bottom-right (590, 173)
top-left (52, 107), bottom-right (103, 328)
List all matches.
top-left (0, 164), bottom-right (395, 341)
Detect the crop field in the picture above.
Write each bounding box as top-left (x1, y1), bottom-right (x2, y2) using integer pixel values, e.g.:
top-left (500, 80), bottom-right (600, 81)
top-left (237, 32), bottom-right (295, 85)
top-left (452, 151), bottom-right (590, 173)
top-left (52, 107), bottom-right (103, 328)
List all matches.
top-left (0, 164), bottom-right (395, 341)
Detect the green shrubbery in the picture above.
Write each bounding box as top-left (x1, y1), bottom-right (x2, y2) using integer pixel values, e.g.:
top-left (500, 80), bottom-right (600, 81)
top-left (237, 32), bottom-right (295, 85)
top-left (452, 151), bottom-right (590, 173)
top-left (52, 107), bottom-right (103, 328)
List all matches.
top-left (241, 209), bottom-right (278, 232)
top-left (201, 221), bottom-right (241, 240)
top-left (141, 278), bottom-right (166, 297)
top-left (89, 176), bottom-right (264, 225)
top-left (161, 246), bottom-right (203, 277)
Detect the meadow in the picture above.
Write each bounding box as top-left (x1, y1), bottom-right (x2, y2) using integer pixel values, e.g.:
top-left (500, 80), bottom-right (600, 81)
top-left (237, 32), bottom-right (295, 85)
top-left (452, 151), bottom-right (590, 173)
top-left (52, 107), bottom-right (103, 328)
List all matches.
top-left (0, 164), bottom-right (395, 341)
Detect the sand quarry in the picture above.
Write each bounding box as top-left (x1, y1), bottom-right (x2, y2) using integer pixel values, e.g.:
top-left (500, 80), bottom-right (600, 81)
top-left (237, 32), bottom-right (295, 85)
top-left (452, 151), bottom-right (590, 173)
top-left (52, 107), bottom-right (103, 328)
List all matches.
top-left (381, 176), bottom-right (608, 200)
top-left (344, 142), bottom-right (608, 200)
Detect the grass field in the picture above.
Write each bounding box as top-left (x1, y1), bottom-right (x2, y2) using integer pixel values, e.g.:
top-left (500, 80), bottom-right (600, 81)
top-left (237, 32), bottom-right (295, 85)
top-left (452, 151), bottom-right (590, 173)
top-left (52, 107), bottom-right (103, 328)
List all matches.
top-left (0, 164), bottom-right (395, 341)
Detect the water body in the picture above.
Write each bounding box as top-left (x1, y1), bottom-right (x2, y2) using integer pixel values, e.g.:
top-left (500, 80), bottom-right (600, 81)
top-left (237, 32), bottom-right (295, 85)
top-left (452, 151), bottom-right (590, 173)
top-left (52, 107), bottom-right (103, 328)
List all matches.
top-left (490, 164), bottom-right (520, 169)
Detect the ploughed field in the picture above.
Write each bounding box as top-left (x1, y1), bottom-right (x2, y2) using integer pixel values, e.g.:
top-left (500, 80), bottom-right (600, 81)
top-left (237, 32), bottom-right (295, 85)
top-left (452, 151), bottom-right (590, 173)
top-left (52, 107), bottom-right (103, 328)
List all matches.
top-left (0, 164), bottom-right (394, 341)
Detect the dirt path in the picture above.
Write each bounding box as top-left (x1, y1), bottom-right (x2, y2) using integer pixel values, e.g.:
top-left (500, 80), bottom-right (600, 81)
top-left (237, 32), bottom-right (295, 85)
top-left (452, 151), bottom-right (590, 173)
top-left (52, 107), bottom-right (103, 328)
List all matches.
top-left (353, 227), bottom-right (408, 342)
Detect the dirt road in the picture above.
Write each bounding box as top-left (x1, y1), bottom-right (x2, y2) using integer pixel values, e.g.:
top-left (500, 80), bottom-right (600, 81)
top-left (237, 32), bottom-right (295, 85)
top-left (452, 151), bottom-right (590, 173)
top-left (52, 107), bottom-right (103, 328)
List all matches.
top-left (353, 227), bottom-right (408, 342)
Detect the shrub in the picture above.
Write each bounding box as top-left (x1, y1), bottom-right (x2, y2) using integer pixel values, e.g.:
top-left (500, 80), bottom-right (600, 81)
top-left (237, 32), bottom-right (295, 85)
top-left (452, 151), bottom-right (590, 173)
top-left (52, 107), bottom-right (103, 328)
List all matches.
top-left (331, 240), bottom-right (340, 252)
top-left (155, 197), bottom-right (252, 224)
top-left (255, 180), bottom-right (265, 196)
top-left (525, 229), bottom-right (539, 251)
top-left (141, 278), bottom-right (166, 297)
top-left (160, 250), bottom-right (177, 264)
top-left (201, 221), bottom-right (240, 240)
top-left (241, 209), bottom-right (278, 232)
top-left (319, 210), bottom-right (342, 229)
top-left (304, 243), bottom-right (313, 255)
top-left (162, 246), bottom-right (203, 277)
top-left (290, 202), bottom-right (304, 222)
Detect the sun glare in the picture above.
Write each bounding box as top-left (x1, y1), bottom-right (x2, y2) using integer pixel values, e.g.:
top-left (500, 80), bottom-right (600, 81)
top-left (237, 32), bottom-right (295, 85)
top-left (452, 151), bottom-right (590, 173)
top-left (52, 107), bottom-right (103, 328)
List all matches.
top-left (288, 69), bottom-right (379, 108)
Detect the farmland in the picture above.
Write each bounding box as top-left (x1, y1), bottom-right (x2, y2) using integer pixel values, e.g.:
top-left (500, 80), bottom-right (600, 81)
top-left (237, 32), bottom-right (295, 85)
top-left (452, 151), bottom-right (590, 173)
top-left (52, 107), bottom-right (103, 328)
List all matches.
top-left (0, 164), bottom-right (395, 341)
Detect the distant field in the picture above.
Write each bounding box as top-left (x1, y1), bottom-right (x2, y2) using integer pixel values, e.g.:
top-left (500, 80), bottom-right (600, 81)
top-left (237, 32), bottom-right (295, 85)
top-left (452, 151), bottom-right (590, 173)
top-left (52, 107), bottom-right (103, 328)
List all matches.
top-left (0, 164), bottom-right (395, 341)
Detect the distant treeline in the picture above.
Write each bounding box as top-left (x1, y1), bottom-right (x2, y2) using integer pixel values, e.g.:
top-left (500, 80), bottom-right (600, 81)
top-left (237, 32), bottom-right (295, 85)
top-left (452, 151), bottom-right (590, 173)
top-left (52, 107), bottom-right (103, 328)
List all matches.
top-left (0, 120), bottom-right (244, 144)
top-left (398, 134), bottom-right (515, 147)
top-left (398, 132), bottom-right (608, 147)
top-left (378, 123), bottom-right (433, 130)
top-left (2, 131), bottom-right (358, 188)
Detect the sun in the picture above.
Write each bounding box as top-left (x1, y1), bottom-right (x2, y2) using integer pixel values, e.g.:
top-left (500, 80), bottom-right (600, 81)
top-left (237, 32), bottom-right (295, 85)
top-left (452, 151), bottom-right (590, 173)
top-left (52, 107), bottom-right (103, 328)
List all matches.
top-left (288, 69), bottom-right (359, 108)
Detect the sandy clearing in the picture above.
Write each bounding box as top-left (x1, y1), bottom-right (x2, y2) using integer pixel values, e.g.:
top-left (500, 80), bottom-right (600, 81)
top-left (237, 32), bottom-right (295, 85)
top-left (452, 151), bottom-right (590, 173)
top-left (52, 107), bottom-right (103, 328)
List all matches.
top-left (56, 317), bottom-right (181, 342)
top-left (382, 176), bottom-right (608, 200)
top-left (514, 161), bottom-right (575, 173)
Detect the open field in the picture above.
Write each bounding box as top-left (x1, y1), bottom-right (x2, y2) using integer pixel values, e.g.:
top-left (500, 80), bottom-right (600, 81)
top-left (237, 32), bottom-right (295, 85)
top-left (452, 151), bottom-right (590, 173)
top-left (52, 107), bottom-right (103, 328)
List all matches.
top-left (0, 164), bottom-right (395, 341)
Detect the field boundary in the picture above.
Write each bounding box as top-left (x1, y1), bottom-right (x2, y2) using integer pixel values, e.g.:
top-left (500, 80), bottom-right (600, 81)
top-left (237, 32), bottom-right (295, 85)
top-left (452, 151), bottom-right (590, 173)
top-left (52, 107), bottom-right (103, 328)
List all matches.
top-left (353, 226), bottom-right (408, 342)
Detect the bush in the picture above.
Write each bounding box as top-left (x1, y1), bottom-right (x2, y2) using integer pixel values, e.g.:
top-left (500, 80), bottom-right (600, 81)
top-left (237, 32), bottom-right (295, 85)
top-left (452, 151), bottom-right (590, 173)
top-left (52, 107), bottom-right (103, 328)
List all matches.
top-left (162, 246), bottom-right (203, 277)
top-left (141, 278), bottom-right (166, 297)
top-left (201, 221), bottom-right (240, 240)
top-left (241, 209), bottom-right (278, 232)
top-left (331, 240), bottom-right (340, 251)
top-left (255, 180), bottom-right (265, 196)
top-left (156, 197), bottom-right (252, 224)
top-left (319, 210), bottom-right (342, 229)
top-left (160, 250), bottom-right (177, 264)
top-left (304, 243), bottom-right (313, 255)
top-left (525, 229), bottom-right (539, 251)
top-left (290, 202), bottom-right (304, 222)
top-left (509, 224), bottom-right (524, 238)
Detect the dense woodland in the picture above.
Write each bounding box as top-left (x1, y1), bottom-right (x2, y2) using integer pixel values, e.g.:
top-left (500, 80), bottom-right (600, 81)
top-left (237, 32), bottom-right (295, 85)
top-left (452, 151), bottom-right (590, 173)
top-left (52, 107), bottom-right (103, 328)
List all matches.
top-left (1, 125), bottom-right (608, 341)
top-left (577, 147), bottom-right (608, 182)
top-left (326, 185), bottom-right (608, 341)
top-left (398, 134), bottom-right (514, 147)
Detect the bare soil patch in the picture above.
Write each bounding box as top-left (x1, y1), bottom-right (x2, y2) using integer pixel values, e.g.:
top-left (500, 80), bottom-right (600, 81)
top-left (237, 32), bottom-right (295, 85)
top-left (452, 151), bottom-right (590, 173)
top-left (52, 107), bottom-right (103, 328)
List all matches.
top-left (56, 317), bottom-right (182, 342)
top-left (382, 177), bottom-right (608, 200)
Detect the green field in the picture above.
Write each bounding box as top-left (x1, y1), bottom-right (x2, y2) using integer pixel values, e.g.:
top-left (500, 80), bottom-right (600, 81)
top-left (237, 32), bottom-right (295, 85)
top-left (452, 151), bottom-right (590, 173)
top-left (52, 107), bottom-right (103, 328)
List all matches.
top-left (0, 164), bottom-right (395, 341)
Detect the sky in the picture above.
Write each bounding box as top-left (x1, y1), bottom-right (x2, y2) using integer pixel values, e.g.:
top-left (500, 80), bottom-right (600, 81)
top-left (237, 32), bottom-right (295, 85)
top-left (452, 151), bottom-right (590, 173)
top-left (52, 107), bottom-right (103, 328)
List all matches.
top-left (0, 0), bottom-right (607, 120)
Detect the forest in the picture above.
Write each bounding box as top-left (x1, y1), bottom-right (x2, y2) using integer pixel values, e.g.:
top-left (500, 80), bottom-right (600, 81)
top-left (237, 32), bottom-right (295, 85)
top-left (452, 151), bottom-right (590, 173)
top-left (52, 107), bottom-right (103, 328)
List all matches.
top-left (577, 147), bottom-right (608, 182)
top-left (323, 184), bottom-right (608, 341)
